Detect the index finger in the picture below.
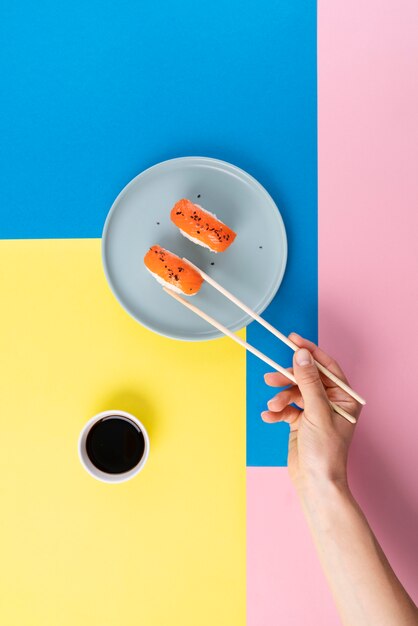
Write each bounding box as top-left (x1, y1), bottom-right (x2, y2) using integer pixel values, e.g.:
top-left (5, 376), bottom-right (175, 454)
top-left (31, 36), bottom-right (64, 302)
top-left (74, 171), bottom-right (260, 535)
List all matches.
top-left (264, 367), bottom-right (294, 388)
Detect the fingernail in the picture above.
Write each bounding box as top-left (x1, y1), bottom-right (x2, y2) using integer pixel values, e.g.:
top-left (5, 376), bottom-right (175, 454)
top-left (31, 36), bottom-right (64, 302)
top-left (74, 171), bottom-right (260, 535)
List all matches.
top-left (295, 348), bottom-right (312, 366)
top-left (261, 411), bottom-right (269, 421)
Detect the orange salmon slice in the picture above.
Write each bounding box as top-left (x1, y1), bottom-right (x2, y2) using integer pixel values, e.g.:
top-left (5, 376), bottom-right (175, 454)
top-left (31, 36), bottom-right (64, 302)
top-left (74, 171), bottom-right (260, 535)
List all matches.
top-left (170, 199), bottom-right (236, 253)
top-left (144, 245), bottom-right (203, 295)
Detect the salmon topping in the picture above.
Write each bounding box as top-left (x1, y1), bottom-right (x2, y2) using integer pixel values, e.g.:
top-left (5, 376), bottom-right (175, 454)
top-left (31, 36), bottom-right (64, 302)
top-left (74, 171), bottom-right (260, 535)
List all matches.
top-left (144, 245), bottom-right (203, 295)
top-left (170, 199), bottom-right (236, 253)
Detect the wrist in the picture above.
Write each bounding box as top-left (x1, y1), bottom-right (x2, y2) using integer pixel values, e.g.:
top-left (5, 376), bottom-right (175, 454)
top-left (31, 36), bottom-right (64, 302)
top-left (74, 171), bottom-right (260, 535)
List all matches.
top-left (295, 477), bottom-right (355, 536)
top-left (294, 474), bottom-right (351, 505)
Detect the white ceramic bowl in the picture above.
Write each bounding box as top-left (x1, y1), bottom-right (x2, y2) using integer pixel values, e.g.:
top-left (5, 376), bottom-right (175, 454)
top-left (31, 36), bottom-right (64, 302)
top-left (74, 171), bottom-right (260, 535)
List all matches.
top-left (78, 410), bottom-right (150, 483)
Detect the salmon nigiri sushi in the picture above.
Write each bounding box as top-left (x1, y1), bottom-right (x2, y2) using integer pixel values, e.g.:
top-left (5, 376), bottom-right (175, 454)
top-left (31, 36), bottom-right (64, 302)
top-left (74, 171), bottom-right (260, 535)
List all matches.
top-left (170, 199), bottom-right (236, 253)
top-left (144, 245), bottom-right (203, 296)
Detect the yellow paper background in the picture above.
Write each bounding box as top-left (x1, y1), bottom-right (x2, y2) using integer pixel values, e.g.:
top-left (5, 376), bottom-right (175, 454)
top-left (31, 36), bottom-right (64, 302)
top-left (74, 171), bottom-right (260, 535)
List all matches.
top-left (0, 240), bottom-right (246, 626)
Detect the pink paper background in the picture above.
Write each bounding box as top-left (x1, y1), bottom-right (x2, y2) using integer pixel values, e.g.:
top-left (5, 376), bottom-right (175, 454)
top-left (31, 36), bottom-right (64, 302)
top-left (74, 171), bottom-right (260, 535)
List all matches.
top-left (247, 0), bottom-right (418, 622)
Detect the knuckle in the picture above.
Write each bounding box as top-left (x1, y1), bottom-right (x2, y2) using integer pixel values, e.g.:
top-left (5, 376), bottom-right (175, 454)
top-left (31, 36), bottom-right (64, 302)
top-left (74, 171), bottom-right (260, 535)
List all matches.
top-left (300, 367), bottom-right (321, 387)
top-left (320, 354), bottom-right (348, 383)
top-left (322, 355), bottom-right (336, 369)
top-left (269, 390), bottom-right (289, 410)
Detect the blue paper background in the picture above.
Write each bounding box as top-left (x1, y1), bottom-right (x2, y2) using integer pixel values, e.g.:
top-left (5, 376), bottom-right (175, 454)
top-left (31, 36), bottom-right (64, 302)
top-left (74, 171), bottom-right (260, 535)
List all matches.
top-left (0, 0), bottom-right (317, 465)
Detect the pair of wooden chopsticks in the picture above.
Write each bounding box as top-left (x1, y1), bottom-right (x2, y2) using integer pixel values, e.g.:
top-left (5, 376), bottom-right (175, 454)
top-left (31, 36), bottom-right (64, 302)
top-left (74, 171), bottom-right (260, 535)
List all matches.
top-left (163, 258), bottom-right (365, 424)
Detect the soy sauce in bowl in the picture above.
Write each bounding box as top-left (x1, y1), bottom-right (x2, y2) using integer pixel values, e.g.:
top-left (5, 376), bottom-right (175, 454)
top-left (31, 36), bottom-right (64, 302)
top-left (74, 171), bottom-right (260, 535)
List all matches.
top-left (86, 416), bottom-right (145, 474)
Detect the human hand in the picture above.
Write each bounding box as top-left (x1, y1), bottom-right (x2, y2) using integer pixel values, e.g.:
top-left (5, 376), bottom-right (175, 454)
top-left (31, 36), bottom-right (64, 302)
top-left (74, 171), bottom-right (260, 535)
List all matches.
top-left (261, 333), bottom-right (363, 494)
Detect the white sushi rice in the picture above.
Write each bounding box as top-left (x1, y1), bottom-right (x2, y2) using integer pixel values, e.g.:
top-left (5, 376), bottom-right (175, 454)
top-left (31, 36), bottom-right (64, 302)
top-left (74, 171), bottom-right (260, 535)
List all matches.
top-left (179, 228), bottom-right (218, 252)
top-left (145, 266), bottom-right (194, 296)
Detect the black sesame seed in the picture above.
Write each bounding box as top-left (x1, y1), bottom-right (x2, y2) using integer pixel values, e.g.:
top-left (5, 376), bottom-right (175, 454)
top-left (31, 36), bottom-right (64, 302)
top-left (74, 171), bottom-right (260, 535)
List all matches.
top-left (156, 221), bottom-right (160, 225)
top-left (259, 246), bottom-right (263, 249)
top-left (197, 194), bottom-right (201, 198)
top-left (210, 262), bottom-right (215, 266)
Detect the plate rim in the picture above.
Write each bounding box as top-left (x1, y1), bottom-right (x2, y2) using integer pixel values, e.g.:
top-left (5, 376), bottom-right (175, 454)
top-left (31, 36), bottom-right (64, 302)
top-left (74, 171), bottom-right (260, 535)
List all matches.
top-left (101, 156), bottom-right (288, 341)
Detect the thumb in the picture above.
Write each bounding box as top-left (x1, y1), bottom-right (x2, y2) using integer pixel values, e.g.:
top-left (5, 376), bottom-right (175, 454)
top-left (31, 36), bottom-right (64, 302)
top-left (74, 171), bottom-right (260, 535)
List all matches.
top-left (293, 348), bottom-right (330, 419)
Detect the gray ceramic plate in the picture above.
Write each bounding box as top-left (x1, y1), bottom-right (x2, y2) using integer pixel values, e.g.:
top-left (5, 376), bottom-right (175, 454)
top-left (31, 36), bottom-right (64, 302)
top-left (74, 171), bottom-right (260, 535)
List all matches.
top-left (102, 157), bottom-right (287, 341)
